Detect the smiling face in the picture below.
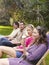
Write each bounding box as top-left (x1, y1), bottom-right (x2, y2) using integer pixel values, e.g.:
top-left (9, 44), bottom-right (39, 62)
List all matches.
top-left (27, 27), bottom-right (33, 36)
top-left (32, 28), bottom-right (40, 39)
top-left (19, 22), bottom-right (25, 30)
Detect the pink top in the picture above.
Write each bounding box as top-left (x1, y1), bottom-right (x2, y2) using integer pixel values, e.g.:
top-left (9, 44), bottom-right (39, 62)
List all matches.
top-left (17, 36), bottom-right (34, 49)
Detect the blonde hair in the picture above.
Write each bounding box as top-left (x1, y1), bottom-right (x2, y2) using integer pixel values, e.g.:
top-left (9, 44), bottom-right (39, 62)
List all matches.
top-left (46, 31), bottom-right (49, 35)
top-left (26, 24), bottom-right (35, 30)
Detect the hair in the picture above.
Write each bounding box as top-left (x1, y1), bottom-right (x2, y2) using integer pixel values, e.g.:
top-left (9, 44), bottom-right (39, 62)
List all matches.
top-left (46, 31), bottom-right (49, 35)
top-left (14, 21), bottom-right (19, 27)
top-left (19, 20), bottom-right (25, 25)
top-left (35, 26), bottom-right (47, 45)
top-left (27, 24), bottom-right (35, 31)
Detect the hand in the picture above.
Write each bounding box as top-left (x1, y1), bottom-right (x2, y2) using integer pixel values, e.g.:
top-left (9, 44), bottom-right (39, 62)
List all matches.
top-left (25, 52), bottom-right (29, 56)
top-left (8, 37), bottom-right (14, 41)
top-left (23, 51), bottom-right (29, 56)
top-left (22, 52), bottom-right (29, 59)
top-left (13, 47), bottom-right (17, 50)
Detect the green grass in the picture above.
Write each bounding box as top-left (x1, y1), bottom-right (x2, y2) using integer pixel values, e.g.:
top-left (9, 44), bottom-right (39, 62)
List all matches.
top-left (45, 54), bottom-right (49, 65)
top-left (40, 54), bottom-right (49, 65)
top-left (0, 26), bottom-right (12, 35)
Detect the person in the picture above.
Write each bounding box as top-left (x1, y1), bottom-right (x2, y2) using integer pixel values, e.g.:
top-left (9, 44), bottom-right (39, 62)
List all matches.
top-left (0, 25), bottom-right (35, 58)
top-left (5, 21), bottom-right (19, 40)
top-left (0, 26), bottom-right (48, 65)
top-left (0, 21), bottom-right (19, 40)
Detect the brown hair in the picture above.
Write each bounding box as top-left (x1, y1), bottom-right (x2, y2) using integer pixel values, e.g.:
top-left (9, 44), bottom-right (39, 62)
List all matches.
top-left (35, 26), bottom-right (47, 45)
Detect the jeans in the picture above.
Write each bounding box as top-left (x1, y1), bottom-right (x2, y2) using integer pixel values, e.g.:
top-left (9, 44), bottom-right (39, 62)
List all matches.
top-left (0, 38), bottom-right (17, 47)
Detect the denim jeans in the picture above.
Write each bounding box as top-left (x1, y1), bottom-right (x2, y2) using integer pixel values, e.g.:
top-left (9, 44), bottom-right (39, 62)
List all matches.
top-left (0, 38), bottom-right (17, 47)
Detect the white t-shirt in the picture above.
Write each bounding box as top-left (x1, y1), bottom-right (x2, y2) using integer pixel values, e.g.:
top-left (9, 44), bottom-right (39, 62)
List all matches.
top-left (9, 28), bottom-right (20, 38)
top-left (11, 28), bottom-right (28, 43)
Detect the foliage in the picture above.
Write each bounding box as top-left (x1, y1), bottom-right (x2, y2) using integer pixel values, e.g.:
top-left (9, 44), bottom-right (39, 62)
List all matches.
top-left (0, 0), bottom-right (49, 29)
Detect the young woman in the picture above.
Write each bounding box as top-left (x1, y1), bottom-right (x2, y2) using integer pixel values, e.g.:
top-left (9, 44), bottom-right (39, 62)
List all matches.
top-left (0, 26), bottom-right (48, 65)
top-left (0, 25), bottom-right (35, 58)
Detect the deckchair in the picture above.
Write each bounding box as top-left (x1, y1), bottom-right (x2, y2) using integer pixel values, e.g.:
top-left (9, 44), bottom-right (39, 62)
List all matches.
top-left (36, 49), bottom-right (49, 65)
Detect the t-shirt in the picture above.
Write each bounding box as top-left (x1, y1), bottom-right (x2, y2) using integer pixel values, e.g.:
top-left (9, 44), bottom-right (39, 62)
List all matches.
top-left (17, 36), bottom-right (34, 49)
top-left (9, 28), bottom-right (20, 38)
top-left (11, 28), bottom-right (28, 43)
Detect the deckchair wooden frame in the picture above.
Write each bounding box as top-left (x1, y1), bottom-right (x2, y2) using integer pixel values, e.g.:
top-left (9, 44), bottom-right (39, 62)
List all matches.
top-left (36, 49), bottom-right (49, 65)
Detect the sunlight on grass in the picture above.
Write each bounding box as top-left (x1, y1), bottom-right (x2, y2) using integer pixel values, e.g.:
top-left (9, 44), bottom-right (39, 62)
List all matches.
top-left (45, 54), bottom-right (49, 65)
top-left (0, 26), bottom-right (12, 35)
top-left (0, 26), bottom-right (12, 29)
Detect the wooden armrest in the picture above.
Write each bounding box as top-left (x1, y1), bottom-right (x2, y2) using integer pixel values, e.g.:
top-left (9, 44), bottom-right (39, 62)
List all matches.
top-left (36, 49), bottom-right (49, 65)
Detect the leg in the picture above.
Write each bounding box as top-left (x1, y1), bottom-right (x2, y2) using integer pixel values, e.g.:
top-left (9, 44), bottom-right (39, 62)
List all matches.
top-left (0, 50), bottom-right (2, 57)
top-left (0, 58), bottom-right (9, 65)
top-left (1, 41), bottom-right (17, 47)
top-left (0, 46), bottom-right (16, 58)
top-left (0, 38), bottom-right (17, 47)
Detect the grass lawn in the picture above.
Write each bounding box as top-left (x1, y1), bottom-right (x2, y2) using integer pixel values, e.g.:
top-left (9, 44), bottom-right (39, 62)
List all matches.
top-left (0, 26), bottom-right (49, 65)
top-left (0, 26), bottom-right (12, 35)
top-left (45, 54), bottom-right (49, 65)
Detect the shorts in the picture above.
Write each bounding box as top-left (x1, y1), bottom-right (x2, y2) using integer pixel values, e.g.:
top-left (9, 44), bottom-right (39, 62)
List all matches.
top-left (16, 51), bottom-right (23, 58)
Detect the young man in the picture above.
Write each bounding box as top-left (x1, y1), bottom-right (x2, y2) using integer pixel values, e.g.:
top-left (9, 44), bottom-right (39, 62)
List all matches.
top-left (6, 21), bottom-right (19, 40)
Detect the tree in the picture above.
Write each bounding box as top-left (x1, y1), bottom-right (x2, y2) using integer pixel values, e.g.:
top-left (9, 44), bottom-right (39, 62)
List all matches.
top-left (0, 0), bottom-right (49, 29)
